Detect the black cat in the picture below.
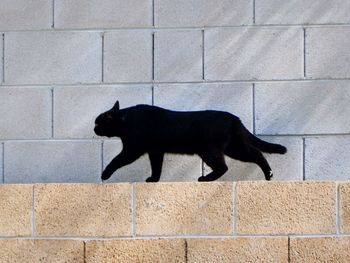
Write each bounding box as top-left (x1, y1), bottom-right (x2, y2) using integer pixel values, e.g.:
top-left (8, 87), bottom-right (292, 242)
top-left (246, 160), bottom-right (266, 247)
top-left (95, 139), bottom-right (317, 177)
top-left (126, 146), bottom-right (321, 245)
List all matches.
top-left (94, 101), bottom-right (287, 182)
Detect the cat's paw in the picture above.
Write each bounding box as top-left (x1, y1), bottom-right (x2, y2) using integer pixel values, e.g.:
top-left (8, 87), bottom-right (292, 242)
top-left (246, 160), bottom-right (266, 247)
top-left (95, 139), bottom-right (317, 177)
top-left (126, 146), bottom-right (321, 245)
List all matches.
top-left (265, 170), bottom-right (273, 181)
top-left (198, 176), bottom-right (209, 182)
top-left (101, 169), bottom-right (113, 181)
top-left (146, 177), bottom-right (159, 183)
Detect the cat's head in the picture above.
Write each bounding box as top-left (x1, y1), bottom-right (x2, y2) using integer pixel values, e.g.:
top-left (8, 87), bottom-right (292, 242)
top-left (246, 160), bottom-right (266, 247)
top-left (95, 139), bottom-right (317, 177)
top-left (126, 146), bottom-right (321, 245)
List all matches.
top-left (94, 100), bottom-right (123, 137)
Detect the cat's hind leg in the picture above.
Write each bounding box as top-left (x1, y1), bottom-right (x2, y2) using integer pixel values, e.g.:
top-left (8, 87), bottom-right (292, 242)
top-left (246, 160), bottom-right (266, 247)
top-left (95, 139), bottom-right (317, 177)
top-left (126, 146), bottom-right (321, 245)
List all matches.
top-left (225, 141), bottom-right (273, 180)
top-left (198, 151), bottom-right (228, 182)
top-left (146, 152), bottom-right (164, 182)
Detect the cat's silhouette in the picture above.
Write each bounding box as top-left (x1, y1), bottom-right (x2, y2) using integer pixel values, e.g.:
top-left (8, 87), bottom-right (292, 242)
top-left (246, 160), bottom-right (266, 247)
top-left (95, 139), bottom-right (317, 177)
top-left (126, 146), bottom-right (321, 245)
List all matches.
top-left (95, 101), bottom-right (287, 182)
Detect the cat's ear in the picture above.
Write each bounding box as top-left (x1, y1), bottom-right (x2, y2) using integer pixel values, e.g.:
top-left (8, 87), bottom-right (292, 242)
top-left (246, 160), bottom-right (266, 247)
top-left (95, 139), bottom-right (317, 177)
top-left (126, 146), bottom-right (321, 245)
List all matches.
top-left (112, 100), bottom-right (120, 111)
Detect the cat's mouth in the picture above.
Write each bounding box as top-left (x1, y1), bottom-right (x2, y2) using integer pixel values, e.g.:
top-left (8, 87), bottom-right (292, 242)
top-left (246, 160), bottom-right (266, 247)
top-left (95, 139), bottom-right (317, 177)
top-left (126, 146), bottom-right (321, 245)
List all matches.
top-left (94, 125), bottom-right (103, 136)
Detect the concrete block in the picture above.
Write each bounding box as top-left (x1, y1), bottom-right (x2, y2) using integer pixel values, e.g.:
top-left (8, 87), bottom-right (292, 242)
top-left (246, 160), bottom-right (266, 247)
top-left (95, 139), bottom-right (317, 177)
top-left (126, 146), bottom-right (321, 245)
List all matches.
top-left (0, 87), bottom-right (51, 139)
top-left (0, 0), bottom-right (51, 30)
top-left (0, 184), bottom-right (33, 237)
top-left (54, 85), bottom-right (152, 138)
top-left (306, 28), bottom-right (350, 78)
top-left (155, 0), bottom-right (252, 27)
top-left (0, 37), bottom-right (2, 83)
top-left (340, 183), bottom-right (350, 233)
top-left (4, 141), bottom-right (101, 183)
top-left (86, 239), bottom-right (186, 263)
top-left (154, 83), bottom-right (253, 130)
top-left (154, 30), bottom-right (202, 82)
top-left (0, 144), bottom-right (3, 183)
top-left (103, 140), bottom-right (202, 182)
top-left (5, 32), bottom-right (102, 84)
top-left (205, 28), bottom-right (303, 80)
top-left (290, 237), bottom-right (350, 262)
top-left (187, 237), bottom-right (288, 262)
top-left (237, 181), bottom-right (336, 235)
top-left (209, 136), bottom-right (303, 181)
top-left (55, 0), bottom-right (152, 29)
top-left (104, 31), bottom-right (152, 82)
top-left (0, 240), bottom-right (84, 263)
top-left (135, 182), bottom-right (234, 236)
top-left (255, 81), bottom-right (350, 135)
top-left (256, 0), bottom-right (350, 25)
top-left (35, 184), bottom-right (132, 237)
top-left (305, 137), bottom-right (350, 180)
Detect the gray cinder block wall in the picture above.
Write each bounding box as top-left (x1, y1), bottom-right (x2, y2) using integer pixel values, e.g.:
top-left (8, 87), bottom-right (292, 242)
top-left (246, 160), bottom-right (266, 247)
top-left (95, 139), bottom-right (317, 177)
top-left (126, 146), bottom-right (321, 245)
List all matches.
top-left (0, 0), bottom-right (350, 183)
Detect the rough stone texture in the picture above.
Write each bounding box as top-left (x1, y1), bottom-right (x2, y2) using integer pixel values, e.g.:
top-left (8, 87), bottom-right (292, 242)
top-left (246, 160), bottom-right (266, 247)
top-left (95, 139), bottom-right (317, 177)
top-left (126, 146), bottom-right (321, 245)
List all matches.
top-left (306, 28), bottom-right (350, 78)
top-left (86, 239), bottom-right (186, 263)
top-left (4, 141), bottom-right (101, 183)
top-left (0, 240), bottom-right (84, 263)
top-left (0, 87), bottom-right (51, 139)
top-left (305, 137), bottom-right (350, 180)
top-left (135, 182), bottom-right (234, 236)
top-left (35, 184), bottom-right (132, 237)
top-left (103, 140), bottom-right (202, 182)
top-left (0, 184), bottom-right (33, 237)
top-left (210, 136), bottom-right (303, 181)
top-left (154, 83), bottom-right (253, 130)
top-left (187, 237), bottom-right (288, 262)
top-left (154, 30), bottom-right (202, 82)
top-left (290, 237), bottom-right (350, 263)
top-left (340, 183), bottom-right (350, 233)
top-left (104, 31), bottom-right (153, 82)
top-left (205, 28), bottom-right (303, 80)
top-left (54, 85), bottom-right (152, 138)
top-left (256, 0), bottom-right (350, 25)
top-left (155, 0), bottom-right (252, 27)
top-left (5, 32), bottom-right (101, 84)
top-left (237, 181), bottom-right (336, 235)
top-left (55, 0), bottom-right (152, 29)
top-left (255, 81), bottom-right (350, 135)
top-left (0, 0), bottom-right (52, 30)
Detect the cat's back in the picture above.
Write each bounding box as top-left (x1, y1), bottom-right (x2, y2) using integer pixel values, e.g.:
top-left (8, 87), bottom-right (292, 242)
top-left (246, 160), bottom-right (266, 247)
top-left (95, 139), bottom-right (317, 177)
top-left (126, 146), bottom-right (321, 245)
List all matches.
top-left (126, 104), bottom-right (239, 132)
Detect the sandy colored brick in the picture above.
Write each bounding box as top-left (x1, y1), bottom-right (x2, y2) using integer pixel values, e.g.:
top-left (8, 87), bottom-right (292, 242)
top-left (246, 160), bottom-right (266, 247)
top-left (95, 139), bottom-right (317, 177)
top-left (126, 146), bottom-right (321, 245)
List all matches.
top-left (290, 237), bottom-right (350, 263)
top-left (35, 184), bottom-right (132, 237)
top-left (340, 183), bottom-right (350, 233)
top-left (135, 182), bottom-right (234, 236)
top-left (237, 182), bottom-right (336, 235)
top-left (0, 184), bottom-right (33, 237)
top-left (187, 237), bottom-right (288, 262)
top-left (0, 239), bottom-right (83, 263)
top-left (86, 239), bottom-right (186, 263)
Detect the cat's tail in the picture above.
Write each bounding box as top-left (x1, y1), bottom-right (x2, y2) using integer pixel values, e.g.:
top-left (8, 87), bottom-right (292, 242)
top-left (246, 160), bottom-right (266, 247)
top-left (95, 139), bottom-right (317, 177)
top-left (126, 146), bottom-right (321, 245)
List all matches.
top-left (249, 135), bottom-right (287, 154)
top-left (237, 121), bottom-right (287, 154)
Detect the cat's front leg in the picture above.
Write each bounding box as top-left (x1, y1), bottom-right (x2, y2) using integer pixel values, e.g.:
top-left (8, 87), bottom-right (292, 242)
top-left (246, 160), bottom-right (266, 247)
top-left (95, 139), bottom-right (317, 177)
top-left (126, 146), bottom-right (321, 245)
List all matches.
top-left (102, 149), bottom-right (143, 181)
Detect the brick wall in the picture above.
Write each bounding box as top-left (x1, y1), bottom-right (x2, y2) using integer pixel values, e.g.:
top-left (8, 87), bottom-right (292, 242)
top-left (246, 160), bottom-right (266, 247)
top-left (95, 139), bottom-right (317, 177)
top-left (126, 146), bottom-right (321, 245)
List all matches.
top-left (1, 1), bottom-right (350, 183)
top-left (0, 182), bottom-right (350, 262)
